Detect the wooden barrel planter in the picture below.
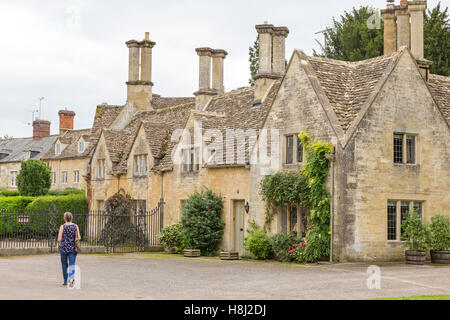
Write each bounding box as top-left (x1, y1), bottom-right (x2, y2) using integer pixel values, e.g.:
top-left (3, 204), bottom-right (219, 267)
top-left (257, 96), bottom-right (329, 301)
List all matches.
top-left (183, 249), bottom-right (201, 257)
top-left (430, 250), bottom-right (450, 264)
top-left (220, 251), bottom-right (239, 260)
top-left (405, 250), bottom-right (426, 265)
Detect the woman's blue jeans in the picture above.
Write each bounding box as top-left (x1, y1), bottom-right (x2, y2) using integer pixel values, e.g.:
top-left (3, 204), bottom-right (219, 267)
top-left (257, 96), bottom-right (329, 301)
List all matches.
top-left (60, 250), bottom-right (77, 284)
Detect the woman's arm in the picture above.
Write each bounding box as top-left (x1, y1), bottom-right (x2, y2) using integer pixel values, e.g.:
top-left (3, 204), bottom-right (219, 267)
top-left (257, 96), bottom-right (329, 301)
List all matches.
top-left (57, 225), bottom-right (63, 243)
top-left (76, 225), bottom-right (81, 241)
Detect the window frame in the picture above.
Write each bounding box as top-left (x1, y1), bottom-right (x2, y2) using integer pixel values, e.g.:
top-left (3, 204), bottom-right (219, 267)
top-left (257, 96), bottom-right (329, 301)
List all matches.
top-left (51, 172), bottom-right (56, 185)
top-left (284, 134), bottom-right (304, 165)
top-left (387, 200), bottom-right (424, 242)
top-left (134, 154), bottom-right (148, 177)
top-left (78, 140), bottom-right (85, 154)
top-left (182, 147), bottom-right (200, 173)
top-left (55, 142), bottom-right (61, 155)
top-left (280, 203), bottom-right (308, 238)
top-left (73, 170), bottom-right (79, 184)
top-left (393, 133), bottom-right (418, 165)
top-left (61, 171), bottom-right (68, 184)
top-left (98, 159), bottom-right (106, 179)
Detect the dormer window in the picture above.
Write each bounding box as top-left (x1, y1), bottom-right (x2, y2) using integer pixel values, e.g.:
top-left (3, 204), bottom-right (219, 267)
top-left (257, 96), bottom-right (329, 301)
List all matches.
top-left (182, 147), bottom-right (200, 173)
top-left (78, 139), bottom-right (85, 154)
top-left (55, 142), bottom-right (61, 155)
top-left (134, 154), bottom-right (148, 176)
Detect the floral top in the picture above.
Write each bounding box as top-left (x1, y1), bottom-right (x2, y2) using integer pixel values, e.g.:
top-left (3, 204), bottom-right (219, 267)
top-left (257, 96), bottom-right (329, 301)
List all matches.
top-left (60, 224), bottom-right (77, 253)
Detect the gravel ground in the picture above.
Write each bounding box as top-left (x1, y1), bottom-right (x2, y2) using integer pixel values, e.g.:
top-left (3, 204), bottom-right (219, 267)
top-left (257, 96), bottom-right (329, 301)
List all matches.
top-left (0, 253), bottom-right (449, 300)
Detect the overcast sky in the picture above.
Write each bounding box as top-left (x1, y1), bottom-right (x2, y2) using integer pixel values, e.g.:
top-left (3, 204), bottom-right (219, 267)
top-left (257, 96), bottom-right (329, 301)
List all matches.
top-left (0, 0), bottom-right (444, 138)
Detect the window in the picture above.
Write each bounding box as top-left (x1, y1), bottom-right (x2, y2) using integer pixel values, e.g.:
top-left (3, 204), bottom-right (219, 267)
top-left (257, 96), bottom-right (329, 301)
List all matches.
top-left (182, 147), bottom-right (200, 173)
top-left (296, 136), bottom-right (303, 163)
top-left (98, 159), bottom-right (106, 179)
top-left (280, 203), bottom-right (308, 237)
top-left (73, 171), bottom-right (79, 184)
top-left (51, 172), bottom-right (56, 185)
top-left (134, 200), bottom-right (147, 214)
top-left (285, 135), bottom-right (293, 164)
top-left (290, 204), bottom-right (298, 233)
top-left (134, 154), bottom-right (148, 176)
top-left (97, 200), bottom-right (105, 212)
top-left (78, 140), bottom-right (85, 154)
top-left (55, 142), bottom-right (61, 155)
top-left (387, 200), bottom-right (424, 241)
top-left (61, 172), bottom-right (68, 184)
top-left (393, 133), bottom-right (416, 164)
top-left (11, 171), bottom-right (17, 187)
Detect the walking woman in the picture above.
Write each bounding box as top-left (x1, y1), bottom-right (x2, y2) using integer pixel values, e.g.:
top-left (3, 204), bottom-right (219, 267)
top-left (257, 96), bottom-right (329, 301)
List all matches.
top-left (57, 212), bottom-right (81, 287)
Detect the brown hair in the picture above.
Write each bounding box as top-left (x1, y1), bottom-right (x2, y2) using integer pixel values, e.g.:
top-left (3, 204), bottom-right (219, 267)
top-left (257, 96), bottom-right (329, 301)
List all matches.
top-left (64, 212), bottom-right (73, 222)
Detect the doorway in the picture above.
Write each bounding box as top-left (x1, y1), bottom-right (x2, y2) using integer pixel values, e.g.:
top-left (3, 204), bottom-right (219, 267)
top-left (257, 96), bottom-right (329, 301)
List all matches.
top-left (233, 200), bottom-right (245, 255)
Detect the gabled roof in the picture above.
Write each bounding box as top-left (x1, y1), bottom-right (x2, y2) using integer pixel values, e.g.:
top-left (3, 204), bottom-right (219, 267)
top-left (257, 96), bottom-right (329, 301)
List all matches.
top-left (41, 129), bottom-right (92, 161)
top-left (305, 52), bottom-right (400, 132)
top-left (428, 74), bottom-right (450, 124)
top-left (0, 135), bottom-right (58, 163)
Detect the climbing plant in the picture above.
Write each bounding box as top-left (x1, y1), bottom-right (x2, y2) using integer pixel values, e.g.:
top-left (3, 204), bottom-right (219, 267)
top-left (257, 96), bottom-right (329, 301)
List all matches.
top-left (260, 128), bottom-right (333, 262)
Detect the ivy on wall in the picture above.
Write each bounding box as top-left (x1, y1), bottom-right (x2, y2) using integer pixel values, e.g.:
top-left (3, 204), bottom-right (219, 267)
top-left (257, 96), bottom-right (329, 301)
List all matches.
top-left (260, 128), bottom-right (333, 262)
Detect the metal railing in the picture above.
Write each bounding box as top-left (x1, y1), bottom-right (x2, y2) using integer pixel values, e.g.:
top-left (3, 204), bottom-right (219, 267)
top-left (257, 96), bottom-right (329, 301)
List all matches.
top-left (0, 208), bottom-right (162, 252)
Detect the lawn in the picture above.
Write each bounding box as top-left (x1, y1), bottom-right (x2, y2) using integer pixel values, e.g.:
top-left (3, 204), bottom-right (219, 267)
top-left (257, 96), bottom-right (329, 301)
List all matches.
top-left (374, 294), bottom-right (450, 300)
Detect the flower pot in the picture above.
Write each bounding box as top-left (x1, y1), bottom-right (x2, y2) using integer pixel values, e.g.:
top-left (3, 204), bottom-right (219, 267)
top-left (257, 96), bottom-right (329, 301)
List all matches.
top-left (220, 251), bottom-right (239, 260)
top-left (405, 250), bottom-right (426, 265)
top-left (183, 249), bottom-right (201, 257)
top-left (164, 247), bottom-right (175, 254)
top-left (430, 250), bottom-right (450, 264)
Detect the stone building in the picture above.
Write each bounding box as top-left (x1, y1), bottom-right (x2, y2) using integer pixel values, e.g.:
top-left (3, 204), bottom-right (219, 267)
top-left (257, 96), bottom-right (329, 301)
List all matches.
top-left (0, 120), bottom-right (57, 190)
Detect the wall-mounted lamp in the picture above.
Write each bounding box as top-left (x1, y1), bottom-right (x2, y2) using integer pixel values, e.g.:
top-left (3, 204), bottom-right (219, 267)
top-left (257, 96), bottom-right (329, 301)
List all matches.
top-left (244, 202), bottom-right (250, 213)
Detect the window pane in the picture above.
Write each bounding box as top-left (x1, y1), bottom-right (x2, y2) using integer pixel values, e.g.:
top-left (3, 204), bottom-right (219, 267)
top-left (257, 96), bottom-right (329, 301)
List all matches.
top-left (183, 150), bottom-right (188, 172)
top-left (296, 136), bottom-right (303, 163)
top-left (190, 149), bottom-right (194, 172)
top-left (281, 204), bottom-right (288, 234)
top-left (400, 201), bottom-right (410, 236)
top-left (393, 134), bottom-right (403, 163)
top-left (413, 202), bottom-right (422, 219)
top-left (300, 207), bottom-right (308, 238)
top-left (286, 136), bottom-right (293, 164)
top-left (387, 201), bottom-right (397, 240)
top-left (406, 136), bottom-right (415, 164)
top-left (290, 204), bottom-right (298, 233)
top-left (195, 148), bottom-right (200, 171)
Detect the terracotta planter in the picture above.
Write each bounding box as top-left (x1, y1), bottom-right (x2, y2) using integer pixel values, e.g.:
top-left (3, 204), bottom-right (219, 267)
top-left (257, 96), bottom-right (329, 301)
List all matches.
top-left (183, 249), bottom-right (201, 257)
top-left (430, 250), bottom-right (450, 264)
top-left (405, 250), bottom-right (426, 265)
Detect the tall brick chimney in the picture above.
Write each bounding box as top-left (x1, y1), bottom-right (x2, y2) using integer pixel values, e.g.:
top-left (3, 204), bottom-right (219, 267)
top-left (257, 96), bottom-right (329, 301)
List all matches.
top-left (33, 120), bottom-right (51, 140)
top-left (126, 32), bottom-right (155, 111)
top-left (58, 109), bottom-right (75, 135)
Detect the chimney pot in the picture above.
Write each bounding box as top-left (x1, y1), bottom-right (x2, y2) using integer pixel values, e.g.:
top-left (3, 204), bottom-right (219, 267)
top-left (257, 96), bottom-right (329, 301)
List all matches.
top-left (58, 109), bottom-right (75, 134)
top-left (33, 120), bottom-right (51, 140)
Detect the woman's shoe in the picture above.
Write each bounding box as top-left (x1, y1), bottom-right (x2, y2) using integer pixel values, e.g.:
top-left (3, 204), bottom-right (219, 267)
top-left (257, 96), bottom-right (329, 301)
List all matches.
top-left (62, 283), bottom-right (67, 286)
top-left (69, 280), bottom-right (75, 288)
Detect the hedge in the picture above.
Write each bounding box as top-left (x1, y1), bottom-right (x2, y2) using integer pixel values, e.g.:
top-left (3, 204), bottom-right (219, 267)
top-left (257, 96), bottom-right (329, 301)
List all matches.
top-left (0, 189), bottom-right (84, 197)
top-left (0, 196), bottom-right (34, 210)
top-left (0, 190), bottom-right (20, 197)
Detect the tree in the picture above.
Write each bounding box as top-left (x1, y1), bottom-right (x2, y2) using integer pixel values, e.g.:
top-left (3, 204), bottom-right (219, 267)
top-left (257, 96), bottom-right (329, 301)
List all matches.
top-left (314, 3), bottom-right (449, 76)
top-left (180, 188), bottom-right (224, 255)
top-left (424, 3), bottom-right (450, 76)
top-left (0, 135), bottom-right (12, 141)
top-left (248, 35), bottom-right (259, 86)
top-left (16, 159), bottom-right (51, 196)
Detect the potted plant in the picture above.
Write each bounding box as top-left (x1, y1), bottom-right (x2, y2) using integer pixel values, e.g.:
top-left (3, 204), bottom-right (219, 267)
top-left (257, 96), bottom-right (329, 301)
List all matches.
top-left (401, 210), bottom-right (430, 265)
top-left (429, 214), bottom-right (450, 264)
top-left (159, 224), bottom-right (184, 254)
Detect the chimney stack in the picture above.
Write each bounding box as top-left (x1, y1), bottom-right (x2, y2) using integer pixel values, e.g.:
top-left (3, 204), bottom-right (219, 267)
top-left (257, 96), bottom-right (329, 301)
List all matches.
top-left (58, 109), bottom-right (75, 135)
top-left (396, 2), bottom-right (411, 50)
top-left (194, 47), bottom-right (227, 110)
top-left (33, 120), bottom-right (51, 140)
top-left (253, 23), bottom-right (289, 103)
top-left (211, 49), bottom-right (228, 94)
top-left (381, 2), bottom-right (397, 54)
top-left (125, 33), bottom-right (155, 111)
top-left (408, 1), bottom-right (427, 59)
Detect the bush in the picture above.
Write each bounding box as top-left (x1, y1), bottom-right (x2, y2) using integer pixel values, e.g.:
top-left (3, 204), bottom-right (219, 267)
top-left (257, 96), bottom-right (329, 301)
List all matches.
top-left (0, 196), bottom-right (34, 210)
top-left (180, 189), bottom-right (224, 256)
top-left (160, 224), bottom-right (185, 253)
top-left (301, 226), bottom-right (330, 262)
top-left (270, 232), bottom-right (300, 262)
top-left (26, 194), bottom-right (88, 213)
top-left (47, 189), bottom-right (85, 196)
top-left (16, 160), bottom-right (51, 196)
top-left (401, 210), bottom-right (431, 251)
top-left (430, 214), bottom-right (450, 251)
top-left (287, 242), bottom-right (308, 263)
top-left (0, 190), bottom-right (20, 197)
top-left (244, 223), bottom-right (272, 260)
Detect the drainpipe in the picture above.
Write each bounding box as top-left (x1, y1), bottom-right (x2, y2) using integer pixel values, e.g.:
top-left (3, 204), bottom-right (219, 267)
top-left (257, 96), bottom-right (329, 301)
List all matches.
top-left (159, 171), bottom-right (165, 229)
top-left (326, 147), bottom-right (336, 263)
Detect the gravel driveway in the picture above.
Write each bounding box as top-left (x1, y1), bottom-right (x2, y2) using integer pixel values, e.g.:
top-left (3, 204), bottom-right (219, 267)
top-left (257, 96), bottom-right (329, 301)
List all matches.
top-left (0, 253), bottom-right (449, 300)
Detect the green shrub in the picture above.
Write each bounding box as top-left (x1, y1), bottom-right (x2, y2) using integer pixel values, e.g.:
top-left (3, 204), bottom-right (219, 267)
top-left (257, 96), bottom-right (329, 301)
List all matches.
top-left (159, 224), bottom-right (185, 253)
top-left (16, 159), bottom-right (51, 196)
top-left (25, 194), bottom-right (88, 213)
top-left (47, 189), bottom-right (85, 196)
top-left (270, 232), bottom-right (300, 262)
top-left (180, 189), bottom-right (224, 256)
top-left (401, 210), bottom-right (431, 251)
top-left (0, 196), bottom-right (34, 210)
top-left (430, 214), bottom-right (450, 251)
top-left (0, 190), bottom-right (20, 197)
top-left (0, 197), bottom-right (34, 234)
top-left (287, 242), bottom-right (308, 263)
top-left (244, 222), bottom-right (273, 260)
top-left (302, 226), bottom-right (330, 262)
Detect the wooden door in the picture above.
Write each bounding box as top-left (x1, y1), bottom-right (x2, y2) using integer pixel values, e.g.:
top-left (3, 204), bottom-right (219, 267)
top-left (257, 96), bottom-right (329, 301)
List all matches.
top-left (234, 201), bottom-right (245, 255)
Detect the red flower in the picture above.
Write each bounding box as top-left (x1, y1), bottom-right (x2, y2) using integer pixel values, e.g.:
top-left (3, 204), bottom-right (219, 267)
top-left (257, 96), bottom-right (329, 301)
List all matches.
top-left (292, 243), bottom-right (298, 247)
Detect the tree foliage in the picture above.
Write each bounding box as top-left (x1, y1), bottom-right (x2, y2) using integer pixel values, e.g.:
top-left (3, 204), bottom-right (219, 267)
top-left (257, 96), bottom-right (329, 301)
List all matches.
top-left (401, 210), bottom-right (431, 251)
top-left (248, 35), bottom-right (259, 86)
top-left (314, 3), bottom-right (449, 76)
top-left (16, 159), bottom-right (51, 197)
top-left (180, 188), bottom-right (224, 255)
